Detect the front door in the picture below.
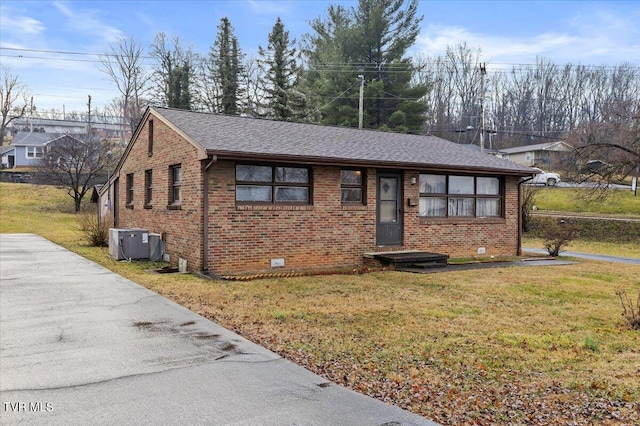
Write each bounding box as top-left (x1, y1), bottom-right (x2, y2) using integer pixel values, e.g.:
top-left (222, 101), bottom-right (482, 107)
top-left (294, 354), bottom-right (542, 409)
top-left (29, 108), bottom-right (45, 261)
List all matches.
top-left (376, 171), bottom-right (403, 246)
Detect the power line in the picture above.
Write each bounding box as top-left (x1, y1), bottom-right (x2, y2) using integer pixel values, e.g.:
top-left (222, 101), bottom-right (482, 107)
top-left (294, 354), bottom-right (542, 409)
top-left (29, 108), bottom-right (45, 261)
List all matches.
top-left (0, 46), bottom-right (156, 60)
top-left (3, 46), bottom-right (638, 70)
top-left (1, 54), bottom-right (105, 64)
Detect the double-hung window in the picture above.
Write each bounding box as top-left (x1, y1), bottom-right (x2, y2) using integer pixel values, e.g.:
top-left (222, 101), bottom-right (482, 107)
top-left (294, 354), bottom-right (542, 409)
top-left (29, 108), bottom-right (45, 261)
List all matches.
top-left (26, 146), bottom-right (44, 158)
top-left (340, 169), bottom-right (366, 204)
top-left (169, 165), bottom-right (182, 206)
top-left (144, 169), bottom-right (153, 207)
top-left (419, 174), bottom-right (502, 218)
top-left (235, 164), bottom-right (311, 204)
top-left (126, 173), bottom-right (134, 207)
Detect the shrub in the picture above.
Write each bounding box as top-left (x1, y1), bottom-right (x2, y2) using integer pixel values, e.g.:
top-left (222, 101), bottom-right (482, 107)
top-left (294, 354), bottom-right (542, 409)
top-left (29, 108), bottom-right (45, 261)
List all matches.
top-left (77, 211), bottom-right (111, 247)
top-left (526, 216), bottom-right (640, 243)
top-left (616, 289), bottom-right (640, 330)
top-left (541, 219), bottom-right (578, 256)
top-left (521, 184), bottom-right (541, 232)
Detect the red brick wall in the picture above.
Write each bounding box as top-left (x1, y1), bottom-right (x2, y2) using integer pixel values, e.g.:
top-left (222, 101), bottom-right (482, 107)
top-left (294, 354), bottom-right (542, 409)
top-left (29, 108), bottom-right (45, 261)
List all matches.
top-left (206, 162), bottom-right (377, 274)
top-left (206, 163), bottom-right (521, 275)
top-left (402, 171), bottom-right (520, 257)
top-left (115, 114), bottom-right (521, 275)
top-left (116, 115), bottom-right (204, 271)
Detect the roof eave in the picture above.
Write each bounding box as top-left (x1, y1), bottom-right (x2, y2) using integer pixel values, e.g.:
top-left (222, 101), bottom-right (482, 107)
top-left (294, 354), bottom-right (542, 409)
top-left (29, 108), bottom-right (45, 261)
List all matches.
top-left (207, 150), bottom-right (533, 177)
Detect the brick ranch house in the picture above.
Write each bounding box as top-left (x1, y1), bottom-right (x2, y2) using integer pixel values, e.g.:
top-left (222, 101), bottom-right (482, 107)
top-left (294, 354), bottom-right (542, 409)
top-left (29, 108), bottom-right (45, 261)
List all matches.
top-left (98, 106), bottom-right (534, 276)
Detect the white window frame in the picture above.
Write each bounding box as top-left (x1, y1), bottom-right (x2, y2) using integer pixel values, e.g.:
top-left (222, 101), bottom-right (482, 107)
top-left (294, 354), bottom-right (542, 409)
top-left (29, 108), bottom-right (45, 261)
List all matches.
top-left (26, 146), bottom-right (44, 159)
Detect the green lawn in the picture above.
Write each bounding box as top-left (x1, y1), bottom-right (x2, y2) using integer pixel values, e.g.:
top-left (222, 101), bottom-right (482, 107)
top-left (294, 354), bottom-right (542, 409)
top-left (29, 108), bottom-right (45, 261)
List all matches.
top-left (2, 183), bottom-right (639, 425)
top-left (533, 187), bottom-right (640, 217)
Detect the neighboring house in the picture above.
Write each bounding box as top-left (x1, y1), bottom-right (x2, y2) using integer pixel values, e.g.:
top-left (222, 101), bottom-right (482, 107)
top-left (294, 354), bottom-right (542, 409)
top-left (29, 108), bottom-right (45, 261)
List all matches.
top-left (1, 146), bottom-right (16, 168)
top-left (10, 117), bottom-right (132, 141)
top-left (99, 106), bottom-right (534, 276)
top-left (3, 132), bottom-right (85, 168)
top-left (496, 141), bottom-right (573, 169)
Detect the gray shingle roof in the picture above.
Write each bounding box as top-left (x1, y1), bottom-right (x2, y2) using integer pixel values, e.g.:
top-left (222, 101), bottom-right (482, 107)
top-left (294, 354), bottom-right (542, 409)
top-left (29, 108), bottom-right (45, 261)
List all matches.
top-left (10, 132), bottom-right (65, 146)
top-left (153, 107), bottom-right (533, 175)
top-left (499, 141), bottom-right (572, 154)
top-left (0, 146), bottom-right (15, 155)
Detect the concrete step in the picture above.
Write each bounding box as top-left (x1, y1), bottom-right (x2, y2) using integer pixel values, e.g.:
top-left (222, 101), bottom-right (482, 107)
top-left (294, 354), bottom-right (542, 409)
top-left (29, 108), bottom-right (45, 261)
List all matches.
top-left (370, 251), bottom-right (449, 268)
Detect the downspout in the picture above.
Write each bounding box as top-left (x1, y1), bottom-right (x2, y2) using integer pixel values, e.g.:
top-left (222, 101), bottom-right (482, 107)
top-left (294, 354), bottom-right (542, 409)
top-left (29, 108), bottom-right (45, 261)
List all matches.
top-left (517, 175), bottom-right (535, 256)
top-left (202, 155), bottom-right (217, 273)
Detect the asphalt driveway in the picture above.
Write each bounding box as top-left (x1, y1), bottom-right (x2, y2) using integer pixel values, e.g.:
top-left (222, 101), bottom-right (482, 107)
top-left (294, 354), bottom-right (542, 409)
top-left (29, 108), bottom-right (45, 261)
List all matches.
top-left (0, 234), bottom-right (436, 426)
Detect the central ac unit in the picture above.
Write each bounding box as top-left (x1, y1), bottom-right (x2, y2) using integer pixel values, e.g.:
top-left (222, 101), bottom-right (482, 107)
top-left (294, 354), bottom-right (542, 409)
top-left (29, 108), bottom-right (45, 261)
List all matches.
top-left (148, 233), bottom-right (164, 261)
top-left (109, 228), bottom-right (149, 260)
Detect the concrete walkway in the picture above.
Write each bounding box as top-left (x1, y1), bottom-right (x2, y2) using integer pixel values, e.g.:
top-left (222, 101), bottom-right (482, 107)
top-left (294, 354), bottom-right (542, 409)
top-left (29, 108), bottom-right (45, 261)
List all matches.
top-left (0, 234), bottom-right (437, 426)
top-left (523, 247), bottom-right (640, 265)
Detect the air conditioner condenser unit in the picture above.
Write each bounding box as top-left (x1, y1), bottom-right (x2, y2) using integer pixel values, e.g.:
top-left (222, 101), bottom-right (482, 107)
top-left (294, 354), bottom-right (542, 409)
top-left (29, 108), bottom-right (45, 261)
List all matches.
top-left (148, 233), bottom-right (164, 262)
top-left (109, 228), bottom-right (149, 260)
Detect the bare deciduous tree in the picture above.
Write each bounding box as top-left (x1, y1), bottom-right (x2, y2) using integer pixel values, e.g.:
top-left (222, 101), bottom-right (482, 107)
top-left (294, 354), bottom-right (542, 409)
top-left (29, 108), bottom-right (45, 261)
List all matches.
top-left (99, 37), bottom-right (150, 135)
top-left (521, 183), bottom-right (541, 233)
top-left (1, 67), bottom-right (29, 141)
top-left (568, 99), bottom-right (640, 191)
top-left (37, 134), bottom-right (115, 211)
top-left (241, 57), bottom-right (267, 116)
top-left (149, 33), bottom-right (199, 110)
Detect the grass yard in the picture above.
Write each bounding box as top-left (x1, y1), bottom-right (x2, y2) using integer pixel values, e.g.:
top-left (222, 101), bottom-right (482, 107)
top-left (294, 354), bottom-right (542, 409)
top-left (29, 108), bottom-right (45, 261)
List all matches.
top-left (1, 183), bottom-right (639, 425)
top-left (522, 237), bottom-right (640, 259)
top-left (533, 187), bottom-right (640, 217)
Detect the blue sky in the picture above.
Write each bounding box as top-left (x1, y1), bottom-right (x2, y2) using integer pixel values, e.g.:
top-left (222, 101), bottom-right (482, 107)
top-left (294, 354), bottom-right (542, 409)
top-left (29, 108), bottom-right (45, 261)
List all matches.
top-left (1, 0), bottom-right (639, 113)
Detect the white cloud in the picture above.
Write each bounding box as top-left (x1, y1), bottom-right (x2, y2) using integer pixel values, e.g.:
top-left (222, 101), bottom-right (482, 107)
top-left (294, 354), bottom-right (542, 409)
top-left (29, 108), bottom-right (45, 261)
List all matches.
top-left (0, 5), bottom-right (46, 38)
top-left (415, 24), bottom-right (554, 64)
top-left (246, 0), bottom-right (290, 16)
top-left (415, 15), bottom-right (638, 67)
top-left (0, 15), bottom-right (46, 35)
top-left (52, 1), bottom-right (124, 43)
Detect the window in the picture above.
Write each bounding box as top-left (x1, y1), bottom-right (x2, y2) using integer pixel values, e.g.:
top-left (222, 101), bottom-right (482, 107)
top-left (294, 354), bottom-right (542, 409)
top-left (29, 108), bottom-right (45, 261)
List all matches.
top-left (26, 146), bottom-right (44, 158)
top-left (144, 169), bottom-right (153, 207)
top-left (341, 169), bottom-right (365, 204)
top-left (235, 164), bottom-right (311, 204)
top-left (419, 174), bottom-right (502, 218)
top-left (169, 165), bottom-right (182, 205)
top-left (148, 120), bottom-right (154, 156)
top-left (126, 173), bottom-right (134, 207)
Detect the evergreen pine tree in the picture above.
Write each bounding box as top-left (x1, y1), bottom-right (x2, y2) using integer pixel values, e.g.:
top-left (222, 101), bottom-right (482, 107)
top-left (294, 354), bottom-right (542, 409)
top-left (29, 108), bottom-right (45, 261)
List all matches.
top-left (210, 17), bottom-right (244, 115)
top-left (303, 0), bottom-right (428, 132)
top-left (258, 18), bottom-right (308, 121)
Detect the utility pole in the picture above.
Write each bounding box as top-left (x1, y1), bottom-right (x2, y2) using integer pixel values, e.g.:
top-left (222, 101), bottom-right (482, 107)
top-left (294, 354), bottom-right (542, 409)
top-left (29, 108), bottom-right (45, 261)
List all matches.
top-left (87, 95), bottom-right (92, 135)
top-left (358, 75), bottom-right (364, 130)
top-left (29, 96), bottom-right (34, 132)
top-left (479, 63), bottom-right (486, 152)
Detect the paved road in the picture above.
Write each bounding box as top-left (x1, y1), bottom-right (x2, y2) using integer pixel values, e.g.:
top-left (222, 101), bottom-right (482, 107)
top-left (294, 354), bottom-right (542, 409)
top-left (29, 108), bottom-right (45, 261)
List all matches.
top-left (523, 247), bottom-right (640, 265)
top-left (0, 234), bottom-right (437, 426)
top-left (532, 212), bottom-right (640, 222)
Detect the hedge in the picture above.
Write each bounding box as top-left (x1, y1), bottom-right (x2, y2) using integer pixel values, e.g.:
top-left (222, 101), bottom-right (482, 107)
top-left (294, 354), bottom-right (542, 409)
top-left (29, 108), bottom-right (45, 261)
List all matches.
top-left (527, 215), bottom-right (640, 243)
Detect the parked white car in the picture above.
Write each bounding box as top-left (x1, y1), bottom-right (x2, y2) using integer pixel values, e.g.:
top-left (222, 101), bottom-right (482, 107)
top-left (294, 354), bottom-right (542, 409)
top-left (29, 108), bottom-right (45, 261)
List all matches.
top-left (529, 167), bottom-right (561, 186)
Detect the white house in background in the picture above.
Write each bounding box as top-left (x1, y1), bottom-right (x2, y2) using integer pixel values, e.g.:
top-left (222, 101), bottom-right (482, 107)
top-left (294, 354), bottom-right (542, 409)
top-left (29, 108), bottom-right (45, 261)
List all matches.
top-left (496, 141), bottom-right (573, 169)
top-left (9, 117), bottom-right (131, 141)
